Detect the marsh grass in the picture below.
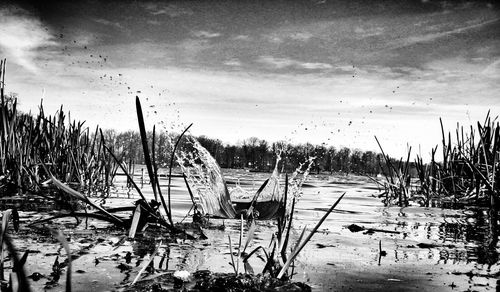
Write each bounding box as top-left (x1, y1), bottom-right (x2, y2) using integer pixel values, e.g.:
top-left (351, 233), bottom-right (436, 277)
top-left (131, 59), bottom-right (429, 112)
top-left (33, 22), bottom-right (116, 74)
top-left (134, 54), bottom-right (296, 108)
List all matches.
top-left (376, 112), bottom-right (499, 211)
top-left (373, 136), bottom-right (412, 207)
top-left (414, 146), bottom-right (438, 207)
top-left (0, 60), bottom-right (120, 203)
top-left (415, 114), bottom-right (499, 208)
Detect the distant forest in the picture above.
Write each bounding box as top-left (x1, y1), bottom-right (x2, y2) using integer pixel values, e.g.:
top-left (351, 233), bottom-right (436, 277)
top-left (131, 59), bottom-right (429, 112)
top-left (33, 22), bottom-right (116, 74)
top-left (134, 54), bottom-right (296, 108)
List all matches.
top-left (102, 129), bottom-right (392, 175)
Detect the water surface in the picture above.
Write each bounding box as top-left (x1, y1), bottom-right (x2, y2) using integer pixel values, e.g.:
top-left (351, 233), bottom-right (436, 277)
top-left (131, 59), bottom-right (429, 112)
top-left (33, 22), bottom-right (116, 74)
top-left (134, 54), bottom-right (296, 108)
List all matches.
top-left (12, 169), bottom-right (500, 291)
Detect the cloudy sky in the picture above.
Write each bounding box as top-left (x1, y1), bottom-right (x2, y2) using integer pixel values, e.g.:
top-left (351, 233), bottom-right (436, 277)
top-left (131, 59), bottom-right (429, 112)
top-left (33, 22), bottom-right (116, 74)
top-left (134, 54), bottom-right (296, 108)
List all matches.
top-left (0, 0), bottom-right (499, 159)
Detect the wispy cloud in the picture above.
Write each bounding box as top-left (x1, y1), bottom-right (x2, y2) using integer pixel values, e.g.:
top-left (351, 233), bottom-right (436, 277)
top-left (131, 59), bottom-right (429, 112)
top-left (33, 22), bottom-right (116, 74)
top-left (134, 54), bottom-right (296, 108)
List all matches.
top-left (262, 34), bottom-right (284, 44)
top-left (300, 62), bottom-right (333, 70)
top-left (388, 17), bottom-right (500, 50)
top-left (289, 32), bottom-right (314, 41)
top-left (257, 56), bottom-right (332, 70)
top-left (353, 26), bottom-right (384, 38)
top-left (224, 58), bottom-right (242, 67)
top-left (482, 58), bottom-right (500, 78)
top-left (0, 6), bottom-right (56, 73)
top-left (263, 27), bottom-right (316, 43)
top-left (233, 35), bottom-right (251, 41)
top-left (142, 3), bottom-right (193, 17)
top-left (93, 18), bottom-right (123, 29)
top-left (257, 56), bottom-right (295, 69)
top-left (147, 20), bottom-right (162, 26)
top-left (192, 30), bottom-right (221, 39)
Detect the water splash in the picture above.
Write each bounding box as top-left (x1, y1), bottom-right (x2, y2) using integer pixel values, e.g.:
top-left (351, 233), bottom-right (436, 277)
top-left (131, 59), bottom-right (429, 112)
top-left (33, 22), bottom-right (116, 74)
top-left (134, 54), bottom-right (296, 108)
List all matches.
top-left (288, 156), bottom-right (315, 200)
top-left (177, 138), bottom-right (315, 219)
top-left (230, 153), bottom-right (282, 202)
top-left (176, 137), bottom-right (235, 218)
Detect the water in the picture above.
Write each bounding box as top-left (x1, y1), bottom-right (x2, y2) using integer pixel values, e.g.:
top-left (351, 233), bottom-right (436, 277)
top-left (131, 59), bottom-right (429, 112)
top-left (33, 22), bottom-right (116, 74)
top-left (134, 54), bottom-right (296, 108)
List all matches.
top-left (10, 170), bottom-right (500, 291)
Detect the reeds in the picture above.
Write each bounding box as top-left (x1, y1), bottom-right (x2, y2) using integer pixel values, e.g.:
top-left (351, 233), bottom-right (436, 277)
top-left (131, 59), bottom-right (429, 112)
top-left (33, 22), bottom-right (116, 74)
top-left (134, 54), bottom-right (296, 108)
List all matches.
top-left (376, 112), bottom-right (499, 210)
top-left (0, 59), bottom-right (120, 201)
top-left (415, 114), bottom-right (499, 208)
top-left (26, 95), bottom-right (198, 238)
top-left (414, 146), bottom-right (438, 207)
top-left (412, 114), bottom-right (499, 251)
top-left (373, 136), bottom-right (412, 207)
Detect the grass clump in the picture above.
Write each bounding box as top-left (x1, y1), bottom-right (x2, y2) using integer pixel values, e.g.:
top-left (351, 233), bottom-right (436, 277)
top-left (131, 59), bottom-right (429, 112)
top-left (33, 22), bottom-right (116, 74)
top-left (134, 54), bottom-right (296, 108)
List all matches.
top-left (374, 113), bottom-right (498, 210)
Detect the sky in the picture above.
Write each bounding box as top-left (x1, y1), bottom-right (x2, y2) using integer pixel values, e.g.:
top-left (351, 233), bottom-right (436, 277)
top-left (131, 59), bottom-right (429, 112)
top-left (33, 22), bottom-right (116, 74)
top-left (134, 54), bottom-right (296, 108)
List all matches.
top-left (0, 0), bottom-right (499, 160)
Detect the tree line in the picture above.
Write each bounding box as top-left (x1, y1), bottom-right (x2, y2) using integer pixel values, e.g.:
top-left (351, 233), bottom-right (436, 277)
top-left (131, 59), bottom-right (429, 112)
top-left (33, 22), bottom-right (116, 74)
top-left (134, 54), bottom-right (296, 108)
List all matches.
top-left (103, 129), bottom-right (389, 175)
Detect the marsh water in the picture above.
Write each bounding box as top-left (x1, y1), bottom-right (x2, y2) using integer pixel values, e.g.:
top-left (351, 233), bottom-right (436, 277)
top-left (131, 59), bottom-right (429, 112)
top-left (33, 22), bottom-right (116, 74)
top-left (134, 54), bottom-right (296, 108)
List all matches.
top-left (10, 169), bottom-right (500, 291)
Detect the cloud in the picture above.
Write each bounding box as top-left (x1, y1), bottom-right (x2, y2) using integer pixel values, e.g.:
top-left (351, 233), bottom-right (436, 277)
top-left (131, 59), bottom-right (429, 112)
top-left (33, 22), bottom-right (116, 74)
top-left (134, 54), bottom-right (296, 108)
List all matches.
top-left (482, 58), bottom-right (500, 78)
top-left (263, 34), bottom-right (284, 44)
top-left (0, 6), bottom-right (56, 73)
top-left (93, 18), bottom-right (123, 29)
top-left (147, 20), bottom-right (162, 26)
top-left (233, 35), bottom-right (251, 41)
top-left (142, 3), bottom-right (193, 17)
top-left (300, 62), bottom-right (333, 70)
top-left (257, 56), bottom-right (295, 69)
top-left (353, 26), bottom-right (384, 38)
top-left (173, 39), bottom-right (213, 61)
top-left (289, 32), bottom-right (314, 41)
top-left (388, 17), bottom-right (500, 50)
top-left (257, 56), bottom-right (332, 70)
top-left (224, 58), bottom-right (242, 67)
top-left (192, 30), bottom-right (221, 38)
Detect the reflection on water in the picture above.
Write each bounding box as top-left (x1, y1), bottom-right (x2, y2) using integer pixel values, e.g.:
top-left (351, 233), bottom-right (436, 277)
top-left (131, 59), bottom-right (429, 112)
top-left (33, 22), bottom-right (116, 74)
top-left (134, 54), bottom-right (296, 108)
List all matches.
top-left (377, 207), bottom-right (499, 266)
